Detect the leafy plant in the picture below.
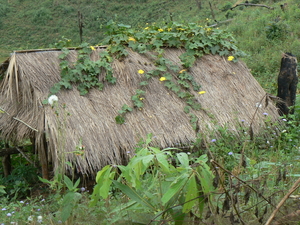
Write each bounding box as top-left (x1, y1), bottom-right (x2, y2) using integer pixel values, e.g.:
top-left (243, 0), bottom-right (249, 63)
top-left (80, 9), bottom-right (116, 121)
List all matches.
top-left (51, 42), bottom-right (110, 95)
top-left (39, 174), bottom-right (82, 222)
top-left (0, 162), bottom-right (38, 200)
top-left (90, 134), bottom-right (215, 224)
top-left (265, 20), bottom-right (289, 40)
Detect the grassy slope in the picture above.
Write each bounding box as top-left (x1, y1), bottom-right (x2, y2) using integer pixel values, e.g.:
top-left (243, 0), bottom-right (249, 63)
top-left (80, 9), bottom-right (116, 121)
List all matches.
top-left (0, 0), bottom-right (201, 54)
top-left (0, 0), bottom-right (298, 93)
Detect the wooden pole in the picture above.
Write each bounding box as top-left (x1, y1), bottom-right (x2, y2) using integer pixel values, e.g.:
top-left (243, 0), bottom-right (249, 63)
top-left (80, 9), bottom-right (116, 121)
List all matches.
top-left (2, 143), bottom-right (11, 177)
top-left (78, 11), bottom-right (84, 44)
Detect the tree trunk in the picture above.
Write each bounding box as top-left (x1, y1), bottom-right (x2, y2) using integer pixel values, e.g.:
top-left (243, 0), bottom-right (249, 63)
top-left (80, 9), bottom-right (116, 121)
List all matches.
top-left (209, 2), bottom-right (216, 22)
top-left (277, 53), bottom-right (298, 116)
top-left (194, 0), bottom-right (202, 10)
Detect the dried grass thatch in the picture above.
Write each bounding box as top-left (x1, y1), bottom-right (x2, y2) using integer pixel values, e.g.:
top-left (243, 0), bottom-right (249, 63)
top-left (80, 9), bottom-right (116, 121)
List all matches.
top-left (0, 47), bottom-right (280, 175)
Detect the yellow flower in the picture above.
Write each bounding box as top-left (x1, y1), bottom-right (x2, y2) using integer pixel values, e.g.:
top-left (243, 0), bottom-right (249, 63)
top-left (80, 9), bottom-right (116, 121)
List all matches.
top-left (144, 27), bottom-right (149, 30)
top-left (140, 98), bottom-right (144, 100)
top-left (138, 69), bottom-right (145, 74)
top-left (90, 46), bottom-right (96, 51)
top-left (128, 37), bottom-right (136, 42)
top-left (179, 69), bottom-right (187, 74)
top-left (158, 28), bottom-right (164, 32)
top-left (198, 91), bottom-right (206, 95)
top-left (228, 56), bottom-right (234, 61)
top-left (159, 77), bottom-right (166, 81)
top-left (176, 28), bottom-right (185, 31)
top-left (167, 28), bottom-right (172, 31)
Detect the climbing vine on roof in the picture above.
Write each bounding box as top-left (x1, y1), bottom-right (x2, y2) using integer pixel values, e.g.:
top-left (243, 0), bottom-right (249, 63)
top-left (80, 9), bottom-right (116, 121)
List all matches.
top-left (51, 21), bottom-right (245, 127)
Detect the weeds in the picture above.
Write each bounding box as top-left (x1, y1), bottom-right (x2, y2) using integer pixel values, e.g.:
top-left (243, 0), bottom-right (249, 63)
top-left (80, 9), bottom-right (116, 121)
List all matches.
top-left (0, 112), bottom-right (299, 224)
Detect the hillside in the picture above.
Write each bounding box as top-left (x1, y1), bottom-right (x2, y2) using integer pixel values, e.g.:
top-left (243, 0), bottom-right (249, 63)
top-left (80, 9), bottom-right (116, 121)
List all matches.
top-left (0, 0), bottom-right (299, 92)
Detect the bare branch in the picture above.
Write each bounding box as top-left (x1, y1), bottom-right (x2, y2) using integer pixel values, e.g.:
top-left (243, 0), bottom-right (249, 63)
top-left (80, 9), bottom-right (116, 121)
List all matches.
top-left (0, 107), bottom-right (9, 115)
top-left (265, 177), bottom-right (300, 225)
top-left (231, 3), bottom-right (274, 10)
top-left (13, 117), bottom-right (38, 132)
top-left (16, 147), bottom-right (36, 167)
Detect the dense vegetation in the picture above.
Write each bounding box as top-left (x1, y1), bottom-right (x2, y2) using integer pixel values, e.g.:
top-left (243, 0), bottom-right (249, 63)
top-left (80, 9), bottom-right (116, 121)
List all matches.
top-left (1, 0), bottom-right (300, 224)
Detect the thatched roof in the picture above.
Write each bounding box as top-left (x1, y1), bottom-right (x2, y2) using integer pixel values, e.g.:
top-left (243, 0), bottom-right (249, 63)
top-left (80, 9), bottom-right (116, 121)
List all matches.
top-left (0, 47), bottom-right (280, 175)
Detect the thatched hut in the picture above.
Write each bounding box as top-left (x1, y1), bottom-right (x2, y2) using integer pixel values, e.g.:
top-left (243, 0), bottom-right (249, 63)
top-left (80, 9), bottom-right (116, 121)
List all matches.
top-left (0, 47), bottom-right (280, 177)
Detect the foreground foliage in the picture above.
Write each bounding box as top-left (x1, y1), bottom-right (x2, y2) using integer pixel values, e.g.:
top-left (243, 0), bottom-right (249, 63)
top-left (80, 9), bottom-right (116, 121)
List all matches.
top-left (90, 134), bottom-right (215, 224)
top-left (1, 110), bottom-right (300, 224)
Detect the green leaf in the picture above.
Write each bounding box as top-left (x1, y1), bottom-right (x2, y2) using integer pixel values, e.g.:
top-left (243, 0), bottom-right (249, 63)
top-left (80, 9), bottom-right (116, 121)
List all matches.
top-left (38, 176), bottom-right (53, 185)
top-left (136, 89), bottom-right (145, 95)
top-left (74, 178), bottom-right (80, 189)
top-left (63, 175), bottom-right (74, 191)
top-left (96, 165), bottom-right (112, 183)
top-left (115, 115), bottom-right (125, 124)
top-left (148, 146), bottom-right (161, 154)
top-left (156, 153), bottom-right (170, 173)
top-left (128, 41), bottom-right (139, 50)
top-left (145, 133), bottom-right (153, 145)
top-left (191, 102), bottom-right (201, 110)
top-left (182, 174), bottom-right (198, 213)
top-left (210, 45), bottom-right (220, 55)
top-left (0, 185), bottom-right (6, 194)
top-left (184, 106), bottom-right (191, 113)
top-left (141, 154), bottom-right (154, 166)
top-left (176, 153), bottom-right (189, 168)
top-left (121, 104), bottom-right (133, 112)
top-left (139, 81), bottom-right (148, 86)
top-left (134, 100), bottom-right (144, 108)
top-left (50, 83), bottom-right (62, 94)
top-left (61, 192), bottom-right (82, 222)
top-left (153, 39), bottom-right (163, 49)
top-left (178, 92), bottom-right (189, 98)
top-left (196, 166), bottom-right (214, 195)
top-left (90, 165), bottom-right (115, 202)
top-left (171, 85), bottom-right (180, 93)
top-left (161, 173), bottom-right (189, 205)
top-left (112, 180), bottom-right (155, 210)
top-left (170, 207), bottom-right (186, 225)
top-left (178, 80), bottom-right (190, 89)
top-left (61, 193), bottom-right (74, 222)
top-left (167, 37), bottom-right (182, 47)
top-left (194, 156), bottom-right (215, 195)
